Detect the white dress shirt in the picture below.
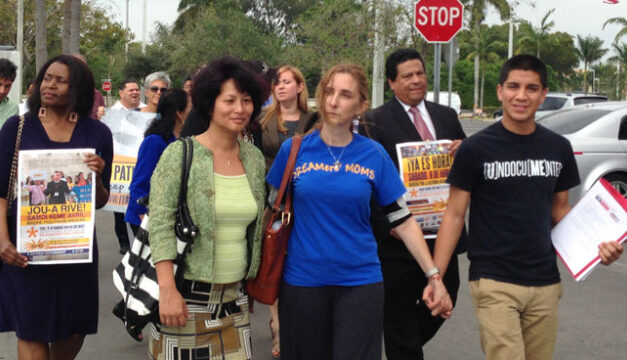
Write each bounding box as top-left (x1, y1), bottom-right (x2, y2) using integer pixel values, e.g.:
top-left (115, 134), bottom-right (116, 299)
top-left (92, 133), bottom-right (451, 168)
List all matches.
top-left (396, 97), bottom-right (437, 140)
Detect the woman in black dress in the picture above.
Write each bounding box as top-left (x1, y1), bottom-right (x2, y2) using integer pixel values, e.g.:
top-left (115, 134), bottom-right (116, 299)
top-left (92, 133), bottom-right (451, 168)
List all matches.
top-left (0, 55), bottom-right (113, 360)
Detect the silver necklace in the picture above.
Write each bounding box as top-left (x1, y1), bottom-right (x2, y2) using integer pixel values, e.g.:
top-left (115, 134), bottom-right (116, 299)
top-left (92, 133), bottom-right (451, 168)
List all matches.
top-left (324, 142), bottom-right (348, 171)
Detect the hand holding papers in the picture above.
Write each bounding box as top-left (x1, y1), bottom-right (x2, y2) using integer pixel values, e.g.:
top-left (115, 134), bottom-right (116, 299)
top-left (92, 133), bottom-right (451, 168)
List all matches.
top-left (552, 179), bottom-right (627, 281)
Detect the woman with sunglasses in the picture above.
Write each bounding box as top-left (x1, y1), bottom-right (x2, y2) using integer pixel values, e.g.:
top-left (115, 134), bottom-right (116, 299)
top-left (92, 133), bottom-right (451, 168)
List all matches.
top-left (142, 72), bottom-right (171, 114)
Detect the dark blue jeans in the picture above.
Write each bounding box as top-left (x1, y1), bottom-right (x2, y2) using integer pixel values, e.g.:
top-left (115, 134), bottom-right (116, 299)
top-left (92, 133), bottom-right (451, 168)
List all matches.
top-left (278, 281), bottom-right (384, 360)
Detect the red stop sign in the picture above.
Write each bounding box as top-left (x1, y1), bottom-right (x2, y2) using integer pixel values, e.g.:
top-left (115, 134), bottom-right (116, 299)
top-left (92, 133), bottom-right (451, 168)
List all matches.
top-left (414, 0), bottom-right (464, 43)
top-left (102, 81), bottom-right (112, 92)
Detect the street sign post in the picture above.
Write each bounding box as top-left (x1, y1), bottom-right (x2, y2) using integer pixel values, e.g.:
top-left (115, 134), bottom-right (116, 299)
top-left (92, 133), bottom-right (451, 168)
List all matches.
top-left (414, 0), bottom-right (463, 104)
top-left (414, 0), bottom-right (464, 43)
top-left (102, 80), bottom-right (112, 92)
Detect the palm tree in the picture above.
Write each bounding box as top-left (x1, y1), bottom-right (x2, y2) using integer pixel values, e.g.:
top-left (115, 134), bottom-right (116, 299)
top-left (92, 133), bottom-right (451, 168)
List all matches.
top-left (603, 17), bottom-right (627, 43)
top-left (466, 25), bottom-right (505, 109)
top-left (574, 35), bottom-right (608, 92)
top-left (516, 8), bottom-right (555, 59)
top-left (609, 42), bottom-right (627, 100)
top-left (62, 0), bottom-right (81, 54)
top-left (462, 0), bottom-right (510, 113)
top-left (174, 0), bottom-right (214, 31)
top-left (35, 0), bottom-right (47, 72)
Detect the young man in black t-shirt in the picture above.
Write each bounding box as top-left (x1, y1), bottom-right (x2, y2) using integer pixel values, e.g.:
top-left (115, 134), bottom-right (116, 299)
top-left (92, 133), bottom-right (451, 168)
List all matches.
top-left (428, 55), bottom-right (624, 359)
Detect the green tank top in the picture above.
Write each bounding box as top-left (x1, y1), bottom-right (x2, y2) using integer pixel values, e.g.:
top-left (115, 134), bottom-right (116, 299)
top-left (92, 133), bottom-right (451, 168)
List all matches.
top-left (212, 173), bottom-right (258, 283)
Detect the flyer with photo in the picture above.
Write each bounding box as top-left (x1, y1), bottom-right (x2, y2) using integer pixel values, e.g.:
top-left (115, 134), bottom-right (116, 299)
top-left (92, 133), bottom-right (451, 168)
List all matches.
top-left (101, 109), bottom-right (155, 212)
top-left (17, 149), bottom-right (96, 264)
top-left (396, 140), bottom-right (453, 233)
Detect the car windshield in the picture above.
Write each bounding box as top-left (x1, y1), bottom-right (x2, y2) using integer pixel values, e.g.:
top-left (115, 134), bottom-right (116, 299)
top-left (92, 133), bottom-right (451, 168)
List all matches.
top-left (538, 97), bottom-right (567, 111)
top-left (537, 109), bottom-right (610, 134)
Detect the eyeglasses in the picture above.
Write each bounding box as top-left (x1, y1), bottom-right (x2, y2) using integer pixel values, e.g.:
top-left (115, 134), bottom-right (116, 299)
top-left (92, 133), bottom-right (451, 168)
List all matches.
top-left (149, 86), bottom-right (168, 93)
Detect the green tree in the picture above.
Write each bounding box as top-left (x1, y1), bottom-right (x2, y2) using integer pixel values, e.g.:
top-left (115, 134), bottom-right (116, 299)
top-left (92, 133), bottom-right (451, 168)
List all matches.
top-left (461, 0), bottom-right (510, 111)
top-left (465, 25), bottom-right (505, 110)
top-left (516, 8), bottom-right (555, 59)
top-left (0, 0), bottom-right (130, 91)
top-left (538, 32), bottom-right (578, 77)
top-left (574, 35), bottom-right (608, 92)
top-left (603, 16), bottom-right (627, 44)
top-left (608, 42), bottom-right (627, 100)
top-left (154, 2), bottom-right (283, 82)
top-left (287, 0), bottom-right (372, 93)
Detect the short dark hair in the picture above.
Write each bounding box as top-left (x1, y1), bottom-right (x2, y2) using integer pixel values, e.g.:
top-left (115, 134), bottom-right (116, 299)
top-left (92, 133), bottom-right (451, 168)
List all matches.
top-left (119, 79), bottom-right (138, 91)
top-left (0, 58), bottom-right (17, 81)
top-left (145, 88), bottom-right (189, 142)
top-left (499, 54), bottom-right (547, 88)
top-left (27, 54), bottom-right (95, 118)
top-left (385, 48), bottom-right (426, 82)
top-left (190, 56), bottom-right (267, 131)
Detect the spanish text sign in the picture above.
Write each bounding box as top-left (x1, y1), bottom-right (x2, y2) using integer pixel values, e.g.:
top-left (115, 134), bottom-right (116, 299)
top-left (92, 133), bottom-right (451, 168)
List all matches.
top-left (396, 140), bottom-right (452, 233)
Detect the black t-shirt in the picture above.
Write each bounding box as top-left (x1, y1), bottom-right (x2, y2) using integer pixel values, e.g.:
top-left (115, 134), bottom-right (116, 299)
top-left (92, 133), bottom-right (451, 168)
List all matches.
top-left (447, 121), bottom-right (580, 286)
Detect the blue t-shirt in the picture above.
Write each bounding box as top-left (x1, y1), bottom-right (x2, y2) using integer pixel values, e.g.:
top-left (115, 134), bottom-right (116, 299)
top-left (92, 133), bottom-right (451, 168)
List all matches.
top-left (124, 134), bottom-right (175, 225)
top-left (266, 130), bottom-right (407, 286)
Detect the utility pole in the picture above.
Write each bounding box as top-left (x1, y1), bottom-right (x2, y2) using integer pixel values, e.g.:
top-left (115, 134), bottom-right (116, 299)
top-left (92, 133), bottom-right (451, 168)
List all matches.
top-left (371, 0), bottom-right (384, 108)
top-left (141, 0), bottom-right (147, 55)
top-left (16, 0), bottom-right (24, 98)
top-left (125, 0), bottom-right (129, 58)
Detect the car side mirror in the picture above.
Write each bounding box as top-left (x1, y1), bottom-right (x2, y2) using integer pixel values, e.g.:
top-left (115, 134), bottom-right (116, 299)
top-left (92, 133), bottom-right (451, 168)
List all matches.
top-left (620, 116), bottom-right (627, 140)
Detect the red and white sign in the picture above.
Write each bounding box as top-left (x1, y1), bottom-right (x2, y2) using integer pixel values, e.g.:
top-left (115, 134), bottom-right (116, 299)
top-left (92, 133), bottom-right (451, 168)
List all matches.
top-left (102, 80), bottom-right (112, 92)
top-left (414, 0), bottom-right (464, 43)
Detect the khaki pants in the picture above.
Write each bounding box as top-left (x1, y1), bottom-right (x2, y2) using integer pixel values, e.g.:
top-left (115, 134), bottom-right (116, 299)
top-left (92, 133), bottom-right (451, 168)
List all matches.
top-left (469, 278), bottom-right (562, 360)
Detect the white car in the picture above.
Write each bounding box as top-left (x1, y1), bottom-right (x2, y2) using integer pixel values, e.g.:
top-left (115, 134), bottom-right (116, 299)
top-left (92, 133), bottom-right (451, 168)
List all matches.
top-left (426, 91), bottom-right (462, 115)
top-left (537, 102), bottom-right (627, 204)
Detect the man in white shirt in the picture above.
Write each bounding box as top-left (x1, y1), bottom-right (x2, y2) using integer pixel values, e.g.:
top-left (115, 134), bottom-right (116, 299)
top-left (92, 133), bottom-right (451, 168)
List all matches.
top-left (110, 80), bottom-right (146, 111)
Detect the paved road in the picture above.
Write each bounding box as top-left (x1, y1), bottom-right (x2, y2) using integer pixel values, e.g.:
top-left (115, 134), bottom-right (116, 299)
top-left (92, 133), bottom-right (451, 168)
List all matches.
top-left (3, 117), bottom-right (626, 359)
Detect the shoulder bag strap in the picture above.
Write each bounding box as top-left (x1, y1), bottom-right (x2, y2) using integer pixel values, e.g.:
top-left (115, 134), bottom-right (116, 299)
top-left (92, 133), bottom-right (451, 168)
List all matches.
top-left (7, 115), bottom-right (25, 212)
top-left (273, 135), bottom-right (303, 214)
top-left (177, 137), bottom-right (198, 241)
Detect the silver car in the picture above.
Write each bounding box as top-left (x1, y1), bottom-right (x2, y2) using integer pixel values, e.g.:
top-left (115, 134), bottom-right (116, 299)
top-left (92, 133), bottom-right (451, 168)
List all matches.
top-left (538, 101), bottom-right (627, 204)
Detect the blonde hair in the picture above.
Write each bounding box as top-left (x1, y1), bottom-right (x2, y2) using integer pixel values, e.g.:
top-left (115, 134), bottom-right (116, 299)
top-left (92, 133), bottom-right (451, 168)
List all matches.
top-left (315, 63), bottom-right (370, 125)
top-left (260, 66), bottom-right (309, 132)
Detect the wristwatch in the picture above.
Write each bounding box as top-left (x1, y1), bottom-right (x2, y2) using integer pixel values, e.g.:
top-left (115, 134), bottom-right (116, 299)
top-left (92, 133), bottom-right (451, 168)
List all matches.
top-left (424, 266), bottom-right (440, 278)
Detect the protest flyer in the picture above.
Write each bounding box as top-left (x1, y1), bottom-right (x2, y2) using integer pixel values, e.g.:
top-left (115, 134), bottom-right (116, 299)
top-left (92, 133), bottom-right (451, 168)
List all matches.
top-left (17, 149), bottom-right (96, 264)
top-left (552, 178), bottom-right (627, 281)
top-left (101, 109), bottom-right (155, 212)
top-left (396, 140), bottom-right (453, 234)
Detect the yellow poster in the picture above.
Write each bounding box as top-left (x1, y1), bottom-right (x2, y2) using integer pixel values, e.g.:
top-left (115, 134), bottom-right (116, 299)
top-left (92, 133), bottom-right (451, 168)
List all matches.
top-left (16, 149), bottom-right (96, 264)
top-left (396, 140), bottom-right (453, 232)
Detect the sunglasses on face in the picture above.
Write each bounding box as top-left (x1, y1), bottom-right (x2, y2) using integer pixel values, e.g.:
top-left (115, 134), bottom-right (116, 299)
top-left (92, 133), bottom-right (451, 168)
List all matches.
top-left (149, 86), bottom-right (168, 93)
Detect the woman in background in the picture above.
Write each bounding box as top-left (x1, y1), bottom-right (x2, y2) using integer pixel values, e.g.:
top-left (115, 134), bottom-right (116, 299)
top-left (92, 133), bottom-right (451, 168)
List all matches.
top-left (259, 65), bottom-right (312, 358)
top-left (113, 89), bottom-right (191, 342)
top-left (142, 72), bottom-right (171, 114)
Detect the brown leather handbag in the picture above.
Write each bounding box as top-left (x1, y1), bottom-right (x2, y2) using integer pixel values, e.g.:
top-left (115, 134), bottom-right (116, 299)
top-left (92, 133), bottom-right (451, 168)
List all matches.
top-left (246, 135), bottom-right (302, 305)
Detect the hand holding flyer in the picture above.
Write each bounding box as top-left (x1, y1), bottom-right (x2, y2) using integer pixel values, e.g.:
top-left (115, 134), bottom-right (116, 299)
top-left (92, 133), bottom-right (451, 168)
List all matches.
top-left (552, 179), bottom-right (627, 281)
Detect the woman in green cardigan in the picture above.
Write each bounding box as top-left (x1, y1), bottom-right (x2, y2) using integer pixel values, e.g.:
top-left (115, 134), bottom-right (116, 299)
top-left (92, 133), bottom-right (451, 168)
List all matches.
top-left (148, 57), bottom-right (267, 360)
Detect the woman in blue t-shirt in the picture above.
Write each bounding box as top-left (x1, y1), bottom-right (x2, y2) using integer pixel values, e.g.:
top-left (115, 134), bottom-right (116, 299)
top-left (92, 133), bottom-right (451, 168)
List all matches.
top-left (266, 63), bottom-right (453, 360)
top-left (114, 89), bottom-right (191, 342)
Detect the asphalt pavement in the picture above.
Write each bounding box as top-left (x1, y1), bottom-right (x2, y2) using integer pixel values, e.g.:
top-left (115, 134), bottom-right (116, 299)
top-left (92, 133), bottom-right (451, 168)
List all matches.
top-left (2, 118), bottom-right (626, 359)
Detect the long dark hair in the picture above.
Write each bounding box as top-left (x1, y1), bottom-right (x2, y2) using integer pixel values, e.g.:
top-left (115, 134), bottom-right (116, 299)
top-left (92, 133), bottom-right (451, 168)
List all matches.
top-left (144, 88), bottom-right (189, 142)
top-left (27, 54), bottom-right (95, 118)
top-left (186, 56), bottom-right (267, 134)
